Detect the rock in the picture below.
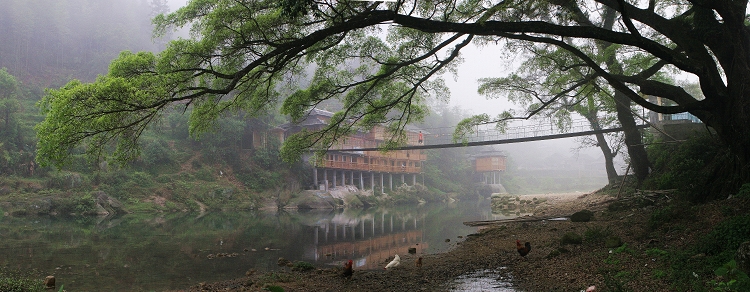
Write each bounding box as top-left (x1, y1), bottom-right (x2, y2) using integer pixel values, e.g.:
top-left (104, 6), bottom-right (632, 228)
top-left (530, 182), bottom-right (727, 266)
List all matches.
top-left (277, 257), bottom-right (292, 267)
top-left (604, 236), bottom-right (623, 248)
top-left (736, 241), bottom-right (750, 275)
top-left (570, 210), bottom-right (594, 222)
top-left (285, 191), bottom-right (337, 209)
top-left (560, 232), bottom-right (583, 245)
top-left (43, 276), bottom-right (55, 289)
top-left (95, 191), bottom-right (127, 215)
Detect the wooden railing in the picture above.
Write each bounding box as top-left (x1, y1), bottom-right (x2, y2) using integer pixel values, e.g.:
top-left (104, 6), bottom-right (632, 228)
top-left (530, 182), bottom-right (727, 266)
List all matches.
top-left (319, 160), bottom-right (422, 173)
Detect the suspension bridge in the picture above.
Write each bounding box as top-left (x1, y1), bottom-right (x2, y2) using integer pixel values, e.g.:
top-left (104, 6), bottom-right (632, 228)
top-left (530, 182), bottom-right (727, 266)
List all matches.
top-left (347, 118), bottom-right (650, 151)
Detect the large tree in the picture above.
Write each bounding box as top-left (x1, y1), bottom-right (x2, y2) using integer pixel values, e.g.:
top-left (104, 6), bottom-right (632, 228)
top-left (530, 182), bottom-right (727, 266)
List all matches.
top-left (35, 0), bottom-right (750, 193)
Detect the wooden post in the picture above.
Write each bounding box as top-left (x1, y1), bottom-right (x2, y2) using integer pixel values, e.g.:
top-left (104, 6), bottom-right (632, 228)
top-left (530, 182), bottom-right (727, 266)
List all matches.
top-left (617, 164), bottom-right (631, 199)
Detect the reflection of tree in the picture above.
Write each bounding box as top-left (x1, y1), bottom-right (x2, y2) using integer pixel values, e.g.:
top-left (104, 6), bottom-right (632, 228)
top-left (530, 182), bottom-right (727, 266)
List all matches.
top-left (2, 203), bottom-right (491, 289)
top-left (0, 212), bottom-right (308, 291)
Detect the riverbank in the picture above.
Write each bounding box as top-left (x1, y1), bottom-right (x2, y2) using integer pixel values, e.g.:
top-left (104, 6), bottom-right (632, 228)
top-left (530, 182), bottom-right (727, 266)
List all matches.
top-left (168, 188), bottom-right (750, 292)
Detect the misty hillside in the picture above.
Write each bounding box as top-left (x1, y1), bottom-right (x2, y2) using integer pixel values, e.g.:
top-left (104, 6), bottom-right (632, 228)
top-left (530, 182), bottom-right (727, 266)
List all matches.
top-left (0, 0), bottom-right (168, 87)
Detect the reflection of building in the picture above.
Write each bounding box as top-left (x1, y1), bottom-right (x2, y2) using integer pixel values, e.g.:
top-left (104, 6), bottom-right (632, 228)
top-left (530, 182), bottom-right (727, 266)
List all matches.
top-left (281, 109), bottom-right (427, 191)
top-left (305, 213), bottom-right (426, 270)
top-left (471, 148), bottom-right (507, 185)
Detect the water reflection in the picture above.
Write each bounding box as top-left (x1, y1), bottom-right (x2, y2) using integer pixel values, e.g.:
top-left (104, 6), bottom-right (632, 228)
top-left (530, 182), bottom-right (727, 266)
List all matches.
top-left (304, 210), bottom-right (426, 270)
top-left (0, 199), bottom-right (513, 291)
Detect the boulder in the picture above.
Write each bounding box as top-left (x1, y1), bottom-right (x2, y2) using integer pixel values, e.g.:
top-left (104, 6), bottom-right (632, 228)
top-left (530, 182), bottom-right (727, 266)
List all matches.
top-left (570, 210), bottom-right (594, 222)
top-left (277, 257), bottom-right (293, 267)
top-left (285, 191), bottom-right (337, 209)
top-left (94, 191), bottom-right (127, 215)
top-left (43, 275), bottom-right (55, 289)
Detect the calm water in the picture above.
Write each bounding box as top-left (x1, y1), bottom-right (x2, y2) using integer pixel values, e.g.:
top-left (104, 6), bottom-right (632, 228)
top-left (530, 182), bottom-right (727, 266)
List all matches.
top-left (0, 198), bottom-right (517, 291)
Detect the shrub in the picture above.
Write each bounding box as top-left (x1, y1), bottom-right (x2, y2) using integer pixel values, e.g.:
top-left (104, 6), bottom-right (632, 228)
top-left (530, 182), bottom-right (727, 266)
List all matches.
top-left (141, 139), bottom-right (174, 167)
top-left (584, 226), bottom-right (612, 243)
top-left (648, 202), bottom-right (692, 230)
top-left (292, 261), bottom-right (315, 272)
top-left (644, 134), bottom-right (737, 201)
top-left (195, 168), bottom-right (215, 182)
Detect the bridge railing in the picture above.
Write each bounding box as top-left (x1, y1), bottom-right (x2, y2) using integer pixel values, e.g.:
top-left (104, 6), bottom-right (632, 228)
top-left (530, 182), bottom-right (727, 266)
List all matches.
top-left (423, 119), bottom-right (644, 145)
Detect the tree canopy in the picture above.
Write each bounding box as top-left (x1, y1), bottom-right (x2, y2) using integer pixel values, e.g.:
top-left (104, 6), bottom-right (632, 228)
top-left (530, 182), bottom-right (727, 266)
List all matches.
top-left (35, 0), bottom-right (750, 190)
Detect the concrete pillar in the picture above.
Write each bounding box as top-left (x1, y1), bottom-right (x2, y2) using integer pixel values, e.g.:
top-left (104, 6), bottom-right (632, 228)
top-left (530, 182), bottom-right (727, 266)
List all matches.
top-left (370, 173), bottom-right (374, 191)
top-left (350, 171), bottom-right (354, 185)
top-left (412, 174), bottom-right (416, 185)
top-left (381, 213), bottom-right (385, 234)
top-left (333, 171), bottom-right (337, 188)
top-left (313, 168), bottom-right (318, 189)
top-left (389, 173), bottom-right (393, 190)
top-left (325, 222), bottom-right (329, 242)
top-left (324, 170), bottom-right (328, 191)
top-left (380, 173), bottom-right (384, 191)
top-left (359, 172), bottom-right (364, 190)
top-left (341, 171), bottom-right (346, 186)
top-left (401, 173), bottom-right (405, 185)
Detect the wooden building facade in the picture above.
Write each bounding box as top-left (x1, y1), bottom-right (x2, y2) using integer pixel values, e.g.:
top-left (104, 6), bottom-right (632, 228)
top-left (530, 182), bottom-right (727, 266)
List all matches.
top-left (471, 149), bottom-right (507, 185)
top-left (282, 109), bottom-right (427, 191)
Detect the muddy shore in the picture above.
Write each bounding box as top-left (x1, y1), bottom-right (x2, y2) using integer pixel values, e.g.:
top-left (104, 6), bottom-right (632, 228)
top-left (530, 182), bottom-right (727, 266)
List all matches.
top-left (168, 190), bottom-right (726, 292)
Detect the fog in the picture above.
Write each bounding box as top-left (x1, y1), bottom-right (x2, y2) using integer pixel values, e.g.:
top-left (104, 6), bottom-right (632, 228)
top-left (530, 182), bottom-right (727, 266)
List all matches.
top-left (164, 0), bottom-right (619, 189)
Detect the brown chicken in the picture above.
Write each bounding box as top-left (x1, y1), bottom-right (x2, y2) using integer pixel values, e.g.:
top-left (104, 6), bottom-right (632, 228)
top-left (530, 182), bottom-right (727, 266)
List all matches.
top-left (415, 257), bottom-right (423, 268)
top-left (516, 240), bottom-right (531, 258)
top-left (343, 260), bottom-right (353, 279)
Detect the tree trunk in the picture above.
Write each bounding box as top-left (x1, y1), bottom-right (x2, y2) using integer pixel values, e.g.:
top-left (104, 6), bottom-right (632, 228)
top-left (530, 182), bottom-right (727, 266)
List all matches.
top-left (585, 115), bottom-right (619, 185)
top-left (613, 90), bottom-right (650, 184)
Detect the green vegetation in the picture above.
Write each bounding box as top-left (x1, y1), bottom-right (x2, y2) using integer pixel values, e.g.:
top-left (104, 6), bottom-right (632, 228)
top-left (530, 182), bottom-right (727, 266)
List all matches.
top-left (644, 134), bottom-right (730, 201)
top-left (0, 267), bottom-right (43, 292)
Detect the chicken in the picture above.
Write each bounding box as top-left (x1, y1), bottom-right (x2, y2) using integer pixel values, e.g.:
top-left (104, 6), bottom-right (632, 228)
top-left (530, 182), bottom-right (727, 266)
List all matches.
top-left (343, 260), bottom-right (353, 279)
top-left (384, 254), bottom-right (400, 270)
top-left (516, 240), bottom-right (531, 258)
top-left (415, 257), bottom-right (422, 268)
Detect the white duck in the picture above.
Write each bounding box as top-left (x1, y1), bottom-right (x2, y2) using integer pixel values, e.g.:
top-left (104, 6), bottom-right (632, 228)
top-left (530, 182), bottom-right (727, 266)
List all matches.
top-left (384, 254), bottom-right (400, 270)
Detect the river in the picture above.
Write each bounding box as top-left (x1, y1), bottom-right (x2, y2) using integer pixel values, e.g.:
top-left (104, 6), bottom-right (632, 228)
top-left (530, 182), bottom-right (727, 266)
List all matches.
top-left (0, 198), bottom-right (525, 291)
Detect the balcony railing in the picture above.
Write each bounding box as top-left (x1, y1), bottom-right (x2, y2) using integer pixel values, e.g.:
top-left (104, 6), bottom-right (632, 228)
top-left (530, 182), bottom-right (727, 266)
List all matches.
top-left (317, 160), bottom-right (422, 174)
